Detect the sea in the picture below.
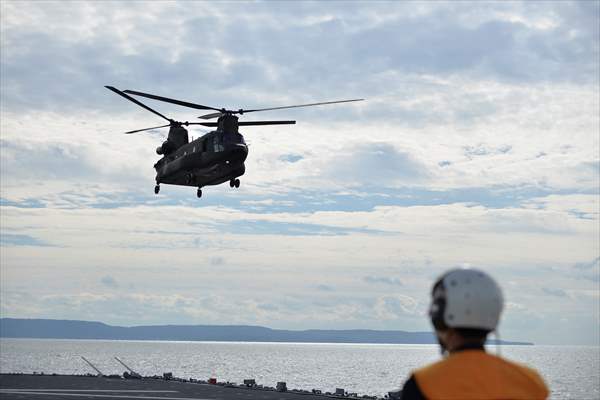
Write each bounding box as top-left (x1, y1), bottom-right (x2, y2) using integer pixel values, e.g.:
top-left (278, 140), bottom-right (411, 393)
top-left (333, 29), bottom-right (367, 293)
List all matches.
top-left (0, 339), bottom-right (598, 400)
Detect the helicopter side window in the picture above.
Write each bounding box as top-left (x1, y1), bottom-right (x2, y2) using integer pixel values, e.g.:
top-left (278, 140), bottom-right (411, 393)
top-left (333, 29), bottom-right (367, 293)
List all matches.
top-left (223, 131), bottom-right (245, 145)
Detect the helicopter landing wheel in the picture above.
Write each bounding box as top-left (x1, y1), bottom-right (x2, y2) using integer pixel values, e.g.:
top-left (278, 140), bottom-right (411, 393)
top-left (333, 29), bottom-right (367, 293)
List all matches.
top-left (234, 179), bottom-right (240, 188)
top-left (197, 188), bottom-right (202, 198)
top-left (229, 179), bottom-right (235, 188)
top-left (154, 185), bottom-right (160, 194)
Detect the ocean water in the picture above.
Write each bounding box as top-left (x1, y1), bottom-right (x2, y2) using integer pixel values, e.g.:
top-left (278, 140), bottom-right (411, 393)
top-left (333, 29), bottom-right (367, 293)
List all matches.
top-left (0, 339), bottom-right (598, 400)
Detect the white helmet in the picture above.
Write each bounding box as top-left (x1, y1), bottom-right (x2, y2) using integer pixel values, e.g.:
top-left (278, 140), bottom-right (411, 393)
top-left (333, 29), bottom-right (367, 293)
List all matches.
top-left (429, 268), bottom-right (503, 332)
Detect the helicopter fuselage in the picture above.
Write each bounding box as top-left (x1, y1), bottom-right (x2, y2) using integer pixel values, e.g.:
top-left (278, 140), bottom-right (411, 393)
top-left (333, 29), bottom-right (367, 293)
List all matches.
top-left (154, 129), bottom-right (248, 188)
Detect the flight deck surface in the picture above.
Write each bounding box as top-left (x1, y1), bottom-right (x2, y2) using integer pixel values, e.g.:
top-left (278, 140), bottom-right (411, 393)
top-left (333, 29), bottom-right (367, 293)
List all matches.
top-left (0, 375), bottom-right (351, 400)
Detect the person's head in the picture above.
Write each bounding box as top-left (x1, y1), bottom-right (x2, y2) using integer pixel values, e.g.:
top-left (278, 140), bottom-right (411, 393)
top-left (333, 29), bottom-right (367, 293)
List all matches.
top-left (428, 268), bottom-right (503, 353)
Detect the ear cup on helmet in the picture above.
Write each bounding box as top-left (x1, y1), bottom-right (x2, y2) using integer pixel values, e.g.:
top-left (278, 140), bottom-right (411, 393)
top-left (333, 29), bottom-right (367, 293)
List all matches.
top-left (429, 281), bottom-right (448, 331)
top-left (431, 296), bottom-right (447, 331)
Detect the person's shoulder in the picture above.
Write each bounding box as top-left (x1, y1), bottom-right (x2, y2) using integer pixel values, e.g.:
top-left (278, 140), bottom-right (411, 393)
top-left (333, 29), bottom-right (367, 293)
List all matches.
top-left (492, 353), bottom-right (548, 388)
top-left (415, 350), bottom-right (545, 384)
top-left (413, 355), bottom-right (453, 380)
top-left (414, 352), bottom-right (549, 399)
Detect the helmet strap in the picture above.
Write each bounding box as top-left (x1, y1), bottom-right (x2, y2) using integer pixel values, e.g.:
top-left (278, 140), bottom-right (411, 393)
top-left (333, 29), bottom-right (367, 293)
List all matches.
top-left (435, 331), bottom-right (449, 356)
top-left (493, 329), bottom-right (502, 357)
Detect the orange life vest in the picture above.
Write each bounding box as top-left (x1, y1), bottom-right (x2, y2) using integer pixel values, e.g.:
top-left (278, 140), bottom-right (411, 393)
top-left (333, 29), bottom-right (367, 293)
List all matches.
top-left (413, 350), bottom-right (549, 400)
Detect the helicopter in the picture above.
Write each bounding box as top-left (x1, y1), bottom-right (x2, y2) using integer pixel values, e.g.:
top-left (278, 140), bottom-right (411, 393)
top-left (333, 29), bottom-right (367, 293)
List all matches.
top-left (106, 86), bottom-right (363, 198)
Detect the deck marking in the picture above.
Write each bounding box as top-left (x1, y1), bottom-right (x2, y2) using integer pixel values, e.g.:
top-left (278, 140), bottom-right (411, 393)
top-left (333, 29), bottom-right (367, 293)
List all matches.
top-left (0, 389), bottom-right (178, 392)
top-left (0, 390), bottom-right (214, 400)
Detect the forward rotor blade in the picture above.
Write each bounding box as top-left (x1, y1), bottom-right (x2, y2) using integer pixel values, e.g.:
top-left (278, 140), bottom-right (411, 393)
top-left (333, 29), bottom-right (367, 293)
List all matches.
top-left (198, 112), bottom-right (224, 120)
top-left (182, 122), bottom-right (217, 127)
top-left (241, 99), bottom-right (364, 114)
top-left (124, 90), bottom-right (221, 112)
top-left (124, 123), bottom-right (172, 134)
top-left (238, 121), bottom-right (296, 126)
top-left (105, 86), bottom-right (171, 123)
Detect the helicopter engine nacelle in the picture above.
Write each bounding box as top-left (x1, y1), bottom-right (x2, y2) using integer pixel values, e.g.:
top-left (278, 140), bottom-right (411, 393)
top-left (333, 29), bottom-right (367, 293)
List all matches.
top-left (156, 140), bottom-right (175, 155)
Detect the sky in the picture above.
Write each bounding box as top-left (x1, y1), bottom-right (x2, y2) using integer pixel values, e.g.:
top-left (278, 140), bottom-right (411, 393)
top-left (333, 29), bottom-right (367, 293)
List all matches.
top-left (0, 1), bottom-right (598, 346)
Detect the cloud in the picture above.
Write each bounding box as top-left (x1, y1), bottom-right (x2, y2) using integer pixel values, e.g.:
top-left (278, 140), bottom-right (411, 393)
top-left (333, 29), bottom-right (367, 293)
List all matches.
top-left (501, 301), bottom-right (545, 334)
top-left (1, 1), bottom-right (598, 345)
top-left (2, 1), bottom-right (597, 117)
top-left (210, 257), bottom-right (225, 266)
top-left (100, 275), bottom-right (119, 289)
top-left (240, 199), bottom-right (296, 209)
top-left (572, 257), bottom-right (600, 283)
top-left (363, 276), bottom-right (404, 287)
top-left (374, 295), bottom-right (419, 319)
top-left (463, 144), bottom-right (512, 159)
top-left (542, 287), bottom-right (568, 298)
top-left (1, 195), bottom-right (597, 268)
top-left (0, 289), bottom-right (422, 330)
top-left (315, 284), bottom-right (334, 292)
top-left (1, 139), bottom-right (99, 181)
top-left (524, 195), bottom-right (599, 221)
top-left (574, 257), bottom-right (600, 270)
top-left (316, 142), bottom-right (430, 187)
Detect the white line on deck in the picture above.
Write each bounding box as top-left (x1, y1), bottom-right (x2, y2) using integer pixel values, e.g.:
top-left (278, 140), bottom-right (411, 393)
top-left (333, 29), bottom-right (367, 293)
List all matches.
top-left (0, 390), bottom-right (215, 400)
top-left (0, 390), bottom-right (178, 392)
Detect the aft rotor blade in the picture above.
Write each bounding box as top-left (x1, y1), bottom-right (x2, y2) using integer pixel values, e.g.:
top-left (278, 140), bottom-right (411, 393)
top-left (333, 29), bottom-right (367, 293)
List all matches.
top-left (184, 121), bottom-right (296, 127)
top-left (124, 123), bottom-right (172, 134)
top-left (124, 90), bottom-right (221, 112)
top-left (241, 99), bottom-right (364, 114)
top-left (105, 86), bottom-right (171, 123)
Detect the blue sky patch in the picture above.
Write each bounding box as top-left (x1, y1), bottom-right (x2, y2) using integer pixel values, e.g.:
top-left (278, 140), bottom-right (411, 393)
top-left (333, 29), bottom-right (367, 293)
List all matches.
top-left (1, 234), bottom-right (50, 247)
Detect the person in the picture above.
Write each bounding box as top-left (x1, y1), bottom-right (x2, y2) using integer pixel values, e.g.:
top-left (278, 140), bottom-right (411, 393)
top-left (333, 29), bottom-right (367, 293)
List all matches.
top-left (399, 268), bottom-right (549, 400)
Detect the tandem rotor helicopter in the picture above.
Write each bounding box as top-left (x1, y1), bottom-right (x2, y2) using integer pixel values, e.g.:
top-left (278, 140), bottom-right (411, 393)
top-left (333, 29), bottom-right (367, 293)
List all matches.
top-left (106, 86), bottom-right (363, 198)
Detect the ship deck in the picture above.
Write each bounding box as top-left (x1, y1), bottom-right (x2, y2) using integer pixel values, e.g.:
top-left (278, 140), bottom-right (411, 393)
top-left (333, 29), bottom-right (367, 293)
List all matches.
top-left (0, 374), bottom-right (371, 400)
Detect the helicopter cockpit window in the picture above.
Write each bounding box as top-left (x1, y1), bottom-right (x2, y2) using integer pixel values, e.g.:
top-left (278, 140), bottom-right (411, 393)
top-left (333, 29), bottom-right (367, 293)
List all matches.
top-left (213, 135), bottom-right (224, 152)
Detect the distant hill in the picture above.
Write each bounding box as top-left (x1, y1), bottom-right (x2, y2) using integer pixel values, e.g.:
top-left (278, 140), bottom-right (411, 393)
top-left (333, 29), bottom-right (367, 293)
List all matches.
top-left (0, 318), bottom-right (532, 345)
